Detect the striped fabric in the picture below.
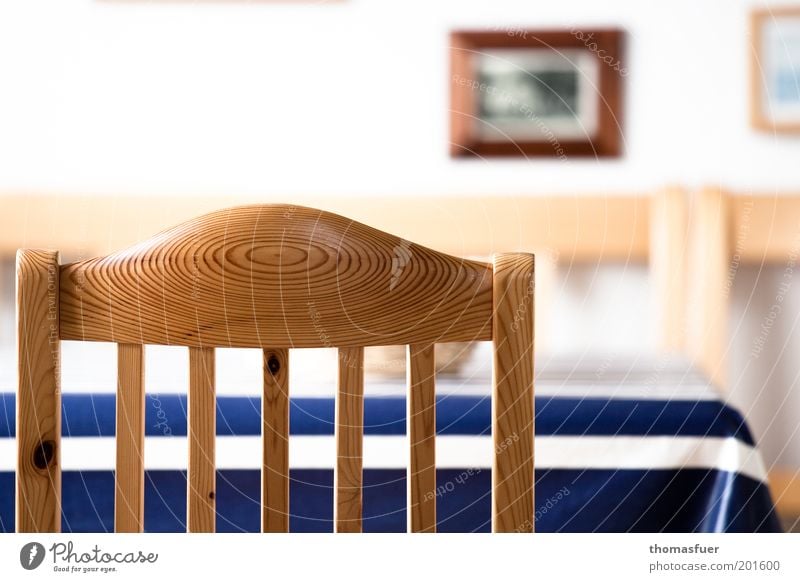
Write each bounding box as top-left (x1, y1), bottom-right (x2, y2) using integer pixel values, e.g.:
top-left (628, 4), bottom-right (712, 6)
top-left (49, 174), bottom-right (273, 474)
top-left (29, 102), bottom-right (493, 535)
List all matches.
top-left (0, 380), bottom-right (780, 532)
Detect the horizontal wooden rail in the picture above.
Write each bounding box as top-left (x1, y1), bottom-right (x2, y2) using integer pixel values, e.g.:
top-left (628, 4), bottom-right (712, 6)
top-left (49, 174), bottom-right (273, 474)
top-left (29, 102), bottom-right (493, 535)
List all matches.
top-left (4, 192), bottom-right (800, 265)
top-left (730, 196), bottom-right (800, 262)
top-left (0, 194), bottom-right (650, 262)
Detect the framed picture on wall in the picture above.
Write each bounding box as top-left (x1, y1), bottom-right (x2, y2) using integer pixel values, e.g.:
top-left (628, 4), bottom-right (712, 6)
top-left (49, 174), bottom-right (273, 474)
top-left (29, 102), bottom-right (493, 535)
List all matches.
top-left (450, 29), bottom-right (625, 158)
top-left (751, 8), bottom-right (800, 132)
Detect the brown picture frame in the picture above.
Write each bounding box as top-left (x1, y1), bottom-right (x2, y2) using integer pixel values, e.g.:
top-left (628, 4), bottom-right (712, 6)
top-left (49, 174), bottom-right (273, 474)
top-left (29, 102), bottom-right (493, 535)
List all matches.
top-left (450, 29), bottom-right (625, 158)
top-left (750, 8), bottom-right (800, 133)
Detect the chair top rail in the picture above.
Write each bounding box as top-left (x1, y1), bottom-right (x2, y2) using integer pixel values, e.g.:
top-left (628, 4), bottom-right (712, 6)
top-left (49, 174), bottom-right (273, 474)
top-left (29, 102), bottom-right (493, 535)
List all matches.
top-left (57, 204), bottom-right (494, 348)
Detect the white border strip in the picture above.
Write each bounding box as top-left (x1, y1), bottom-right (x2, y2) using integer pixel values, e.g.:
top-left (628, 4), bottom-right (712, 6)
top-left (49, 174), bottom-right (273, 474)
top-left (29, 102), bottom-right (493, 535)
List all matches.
top-left (0, 435), bottom-right (767, 483)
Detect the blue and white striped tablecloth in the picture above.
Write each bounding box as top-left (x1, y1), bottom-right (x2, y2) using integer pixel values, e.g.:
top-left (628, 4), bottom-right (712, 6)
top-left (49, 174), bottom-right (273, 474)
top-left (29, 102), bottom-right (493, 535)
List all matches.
top-left (0, 380), bottom-right (781, 532)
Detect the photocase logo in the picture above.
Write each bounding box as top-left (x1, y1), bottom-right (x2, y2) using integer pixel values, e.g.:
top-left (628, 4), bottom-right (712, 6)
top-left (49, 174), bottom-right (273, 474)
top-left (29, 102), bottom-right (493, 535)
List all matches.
top-left (20, 542), bottom-right (46, 570)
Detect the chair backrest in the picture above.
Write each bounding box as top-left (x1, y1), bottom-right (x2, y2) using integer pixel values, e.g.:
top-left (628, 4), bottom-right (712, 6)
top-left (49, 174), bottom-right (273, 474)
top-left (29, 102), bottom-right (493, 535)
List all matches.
top-left (16, 204), bottom-right (534, 533)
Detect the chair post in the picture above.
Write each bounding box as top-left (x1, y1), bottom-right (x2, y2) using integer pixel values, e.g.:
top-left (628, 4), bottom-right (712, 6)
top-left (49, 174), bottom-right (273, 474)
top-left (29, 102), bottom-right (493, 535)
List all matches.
top-left (16, 249), bottom-right (62, 533)
top-left (491, 252), bottom-right (535, 533)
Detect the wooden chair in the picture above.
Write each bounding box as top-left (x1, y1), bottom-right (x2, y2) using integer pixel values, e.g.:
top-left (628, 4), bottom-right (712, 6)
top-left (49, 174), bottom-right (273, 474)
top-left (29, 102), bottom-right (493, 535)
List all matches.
top-left (16, 204), bottom-right (534, 533)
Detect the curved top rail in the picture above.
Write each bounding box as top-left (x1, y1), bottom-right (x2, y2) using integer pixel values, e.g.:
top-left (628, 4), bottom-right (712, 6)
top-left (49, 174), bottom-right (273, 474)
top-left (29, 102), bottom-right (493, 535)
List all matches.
top-left (58, 204), bottom-right (493, 348)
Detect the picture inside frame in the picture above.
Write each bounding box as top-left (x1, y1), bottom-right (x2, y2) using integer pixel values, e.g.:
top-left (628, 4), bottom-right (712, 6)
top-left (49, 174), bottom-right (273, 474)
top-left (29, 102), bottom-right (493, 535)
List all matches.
top-left (449, 29), bottom-right (623, 157)
top-left (475, 48), bottom-right (600, 141)
top-left (758, 14), bottom-right (800, 124)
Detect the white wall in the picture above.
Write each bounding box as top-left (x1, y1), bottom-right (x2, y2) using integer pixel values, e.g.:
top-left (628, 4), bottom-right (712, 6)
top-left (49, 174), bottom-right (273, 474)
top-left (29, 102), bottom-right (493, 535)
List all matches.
top-left (1, 0), bottom-right (799, 196)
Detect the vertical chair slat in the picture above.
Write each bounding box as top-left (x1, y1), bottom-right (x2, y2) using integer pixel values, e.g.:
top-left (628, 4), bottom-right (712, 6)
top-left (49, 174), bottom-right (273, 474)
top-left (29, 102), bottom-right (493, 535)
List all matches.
top-left (188, 346), bottom-right (216, 532)
top-left (407, 343), bottom-right (436, 532)
top-left (263, 348), bottom-right (290, 532)
top-left (115, 344), bottom-right (145, 532)
top-left (335, 346), bottom-right (364, 533)
top-left (16, 250), bottom-right (61, 533)
top-left (491, 253), bottom-right (535, 533)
